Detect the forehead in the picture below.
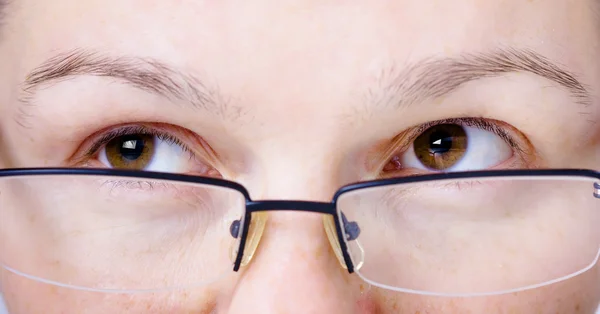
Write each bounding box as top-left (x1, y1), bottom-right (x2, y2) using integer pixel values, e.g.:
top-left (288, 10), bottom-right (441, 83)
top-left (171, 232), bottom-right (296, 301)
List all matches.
top-left (6, 1), bottom-right (597, 59)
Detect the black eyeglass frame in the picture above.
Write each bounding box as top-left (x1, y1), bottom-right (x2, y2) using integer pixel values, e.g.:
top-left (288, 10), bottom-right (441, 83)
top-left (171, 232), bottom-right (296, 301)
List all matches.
top-left (0, 167), bottom-right (598, 276)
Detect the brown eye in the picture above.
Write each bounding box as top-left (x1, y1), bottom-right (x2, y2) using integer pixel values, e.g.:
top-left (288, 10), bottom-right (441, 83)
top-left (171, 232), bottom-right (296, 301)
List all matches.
top-left (383, 119), bottom-right (517, 175)
top-left (413, 124), bottom-right (467, 171)
top-left (104, 134), bottom-right (156, 170)
top-left (91, 126), bottom-right (219, 175)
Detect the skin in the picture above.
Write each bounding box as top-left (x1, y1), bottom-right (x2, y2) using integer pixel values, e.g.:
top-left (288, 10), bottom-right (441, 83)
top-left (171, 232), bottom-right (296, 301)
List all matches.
top-left (0, 0), bottom-right (599, 313)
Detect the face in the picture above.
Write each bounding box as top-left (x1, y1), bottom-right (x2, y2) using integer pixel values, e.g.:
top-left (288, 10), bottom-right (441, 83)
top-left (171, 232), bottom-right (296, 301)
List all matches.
top-left (0, 0), bottom-right (599, 313)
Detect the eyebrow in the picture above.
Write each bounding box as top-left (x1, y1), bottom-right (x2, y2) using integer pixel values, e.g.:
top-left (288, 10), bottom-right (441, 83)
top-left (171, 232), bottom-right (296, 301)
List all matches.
top-left (22, 47), bottom-right (592, 123)
top-left (0, 0), bottom-right (9, 31)
top-left (21, 49), bottom-right (239, 119)
top-left (371, 47), bottom-right (592, 110)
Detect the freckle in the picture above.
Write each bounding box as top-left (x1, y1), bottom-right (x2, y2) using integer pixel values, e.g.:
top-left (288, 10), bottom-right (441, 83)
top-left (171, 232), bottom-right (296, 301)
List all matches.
top-left (443, 46), bottom-right (455, 56)
top-left (575, 304), bottom-right (581, 312)
top-left (432, 97), bottom-right (444, 106)
top-left (314, 247), bottom-right (324, 259)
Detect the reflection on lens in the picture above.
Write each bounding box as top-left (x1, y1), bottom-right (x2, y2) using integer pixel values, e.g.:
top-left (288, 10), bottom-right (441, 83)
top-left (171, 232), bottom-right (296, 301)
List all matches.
top-left (337, 177), bottom-right (600, 296)
top-left (0, 175), bottom-right (246, 292)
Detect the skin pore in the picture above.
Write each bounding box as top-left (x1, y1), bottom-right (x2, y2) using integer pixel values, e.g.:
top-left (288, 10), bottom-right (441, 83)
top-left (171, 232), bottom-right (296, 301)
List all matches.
top-left (0, 0), bottom-right (599, 313)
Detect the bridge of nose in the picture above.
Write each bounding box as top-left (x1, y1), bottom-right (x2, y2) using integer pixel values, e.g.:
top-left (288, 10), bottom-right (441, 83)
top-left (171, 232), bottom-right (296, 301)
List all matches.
top-left (226, 210), bottom-right (360, 314)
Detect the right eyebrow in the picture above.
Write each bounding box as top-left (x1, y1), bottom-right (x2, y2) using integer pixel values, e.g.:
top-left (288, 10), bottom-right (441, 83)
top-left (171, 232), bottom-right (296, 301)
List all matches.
top-left (21, 49), bottom-right (236, 118)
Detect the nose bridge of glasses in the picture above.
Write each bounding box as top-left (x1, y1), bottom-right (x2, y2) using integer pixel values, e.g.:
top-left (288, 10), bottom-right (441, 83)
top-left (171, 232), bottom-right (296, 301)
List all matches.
top-left (228, 200), bottom-right (361, 271)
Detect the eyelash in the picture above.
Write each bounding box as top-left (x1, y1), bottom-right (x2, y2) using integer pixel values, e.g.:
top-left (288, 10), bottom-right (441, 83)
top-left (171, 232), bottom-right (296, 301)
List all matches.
top-left (407, 117), bottom-right (524, 153)
top-left (81, 117), bottom-right (527, 174)
top-left (377, 117), bottom-right (530, 175)
top-left (84, 124), bottom-right (195, 158)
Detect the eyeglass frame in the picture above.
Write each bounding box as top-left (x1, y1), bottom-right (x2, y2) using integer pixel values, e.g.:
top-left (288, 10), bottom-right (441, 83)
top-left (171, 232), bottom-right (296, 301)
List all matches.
top-left (0, 167), bottom-right (599, 294)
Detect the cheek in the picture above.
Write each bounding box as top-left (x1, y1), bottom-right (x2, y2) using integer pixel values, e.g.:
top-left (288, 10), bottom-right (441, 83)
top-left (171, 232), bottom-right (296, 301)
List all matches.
top-left (1, 271), bottom-right (220, 314)
top-left (371, 264), bottom-right (600, 313)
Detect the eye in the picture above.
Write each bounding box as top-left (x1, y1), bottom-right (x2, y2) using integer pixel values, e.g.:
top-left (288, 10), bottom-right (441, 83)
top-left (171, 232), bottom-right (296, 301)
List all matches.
top-left (403, 122), bottom-right (513, 171)
top-left (382, 118), bottom-right (527, 175)
top-left (99, 133), bottom-right (184, 172)
top-left (80, 124), bottom-right (219, 176)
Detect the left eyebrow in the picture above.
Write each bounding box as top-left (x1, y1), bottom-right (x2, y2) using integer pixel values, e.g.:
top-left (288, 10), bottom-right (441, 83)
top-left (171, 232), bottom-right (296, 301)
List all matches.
top-left (372, 47), bottom-right (593, 110)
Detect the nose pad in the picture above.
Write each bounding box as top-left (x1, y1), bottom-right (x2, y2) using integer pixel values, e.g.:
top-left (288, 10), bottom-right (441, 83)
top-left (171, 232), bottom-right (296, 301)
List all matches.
top-left (231, 213), bottom-right (365, 270)
top-left (594, 182), bottom-right (600, 199)
top-left (323, 215), bottom-right (348, 269)
top-left (323, 215), bottom-right (365, 271)
top-left (230, 212), bottom-right (269, 267)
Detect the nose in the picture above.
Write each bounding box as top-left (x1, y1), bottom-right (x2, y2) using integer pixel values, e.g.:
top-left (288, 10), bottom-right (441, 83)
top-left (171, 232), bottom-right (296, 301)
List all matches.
top-left (225, 210), bottom-right (371, 314)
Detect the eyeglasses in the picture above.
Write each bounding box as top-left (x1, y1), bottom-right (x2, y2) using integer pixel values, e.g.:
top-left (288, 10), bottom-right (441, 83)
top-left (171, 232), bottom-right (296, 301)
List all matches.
top-left (0, 168), bottom-right (598, 297)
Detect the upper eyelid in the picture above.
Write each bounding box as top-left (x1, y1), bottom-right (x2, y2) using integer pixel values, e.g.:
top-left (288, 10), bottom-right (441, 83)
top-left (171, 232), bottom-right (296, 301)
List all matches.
top-left (399, 117), bottom-right (514, 147)
top-left (78, 123), bottom-right (225, 169)
top-left (82, 125), bottom-right (178, 156)
top-left (410, 118), bottom-right (521, 149)
top-left (73, 124), bottom-right (197, 166)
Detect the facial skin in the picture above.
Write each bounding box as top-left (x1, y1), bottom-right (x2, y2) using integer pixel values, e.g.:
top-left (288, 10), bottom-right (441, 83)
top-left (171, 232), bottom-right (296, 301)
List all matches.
top-left (0, 0), bottom-right (599, 313)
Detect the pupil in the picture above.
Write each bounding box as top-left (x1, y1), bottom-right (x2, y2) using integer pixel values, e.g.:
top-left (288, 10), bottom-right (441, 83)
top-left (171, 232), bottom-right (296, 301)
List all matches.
top-left (428, 130), bottom-right (453, 154)
top-left (118, 135), bottom-right (145, 161)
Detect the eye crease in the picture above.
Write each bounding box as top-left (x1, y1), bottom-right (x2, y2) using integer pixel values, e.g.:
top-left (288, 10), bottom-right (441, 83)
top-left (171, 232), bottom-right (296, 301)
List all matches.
top-left (72, 117), bottom-right (534, 180)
